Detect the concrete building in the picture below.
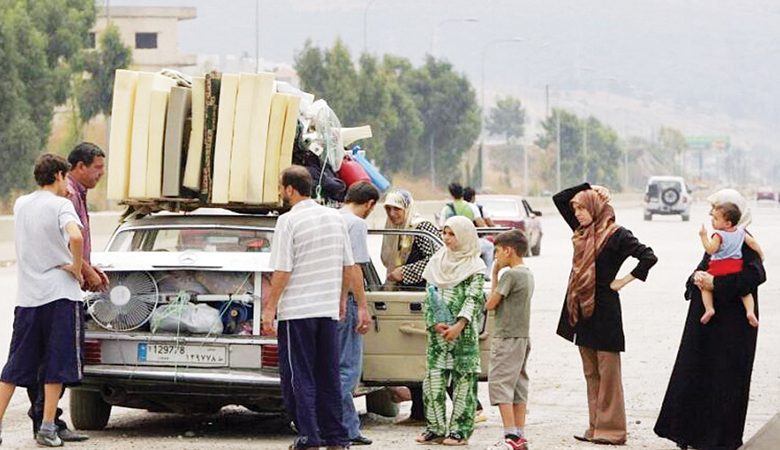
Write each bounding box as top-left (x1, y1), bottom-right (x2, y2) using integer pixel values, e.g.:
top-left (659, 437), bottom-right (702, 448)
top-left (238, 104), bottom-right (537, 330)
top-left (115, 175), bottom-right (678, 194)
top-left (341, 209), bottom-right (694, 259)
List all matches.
top-left (91, 6), bottom-right (197, 71)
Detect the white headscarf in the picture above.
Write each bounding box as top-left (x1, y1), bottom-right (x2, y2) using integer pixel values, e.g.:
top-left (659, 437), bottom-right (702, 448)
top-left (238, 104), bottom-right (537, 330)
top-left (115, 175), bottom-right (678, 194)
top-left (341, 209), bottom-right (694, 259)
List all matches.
top-left (707, 188), bottom-right (751, 227)
top-left (380, 189), bottom-right (426, 271)
top-left (423, 216), bottom-right (486, 289)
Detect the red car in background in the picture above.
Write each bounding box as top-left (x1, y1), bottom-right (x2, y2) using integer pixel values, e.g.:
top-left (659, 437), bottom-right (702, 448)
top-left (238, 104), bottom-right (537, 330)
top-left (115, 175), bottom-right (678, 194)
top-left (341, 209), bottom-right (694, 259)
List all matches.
top-left (756, 186), bottom-right (776, 201)
top-left (477, 195), bottom-right (543, 256)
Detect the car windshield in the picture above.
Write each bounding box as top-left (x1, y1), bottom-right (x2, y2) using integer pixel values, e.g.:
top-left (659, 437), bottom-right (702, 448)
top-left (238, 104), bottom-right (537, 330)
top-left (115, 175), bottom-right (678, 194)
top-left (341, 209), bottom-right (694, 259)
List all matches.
top-left (108, 227), bottom-right (273, 253)
top-left (480, 199), bottom-right (520, 217)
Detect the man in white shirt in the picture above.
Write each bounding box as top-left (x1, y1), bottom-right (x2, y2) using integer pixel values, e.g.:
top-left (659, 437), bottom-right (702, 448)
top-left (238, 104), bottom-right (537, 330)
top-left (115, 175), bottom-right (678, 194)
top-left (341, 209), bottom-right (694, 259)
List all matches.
top-left (263, 166), bottom-right (356, 450)
top-left (0, 154), bottom-right (84, 448)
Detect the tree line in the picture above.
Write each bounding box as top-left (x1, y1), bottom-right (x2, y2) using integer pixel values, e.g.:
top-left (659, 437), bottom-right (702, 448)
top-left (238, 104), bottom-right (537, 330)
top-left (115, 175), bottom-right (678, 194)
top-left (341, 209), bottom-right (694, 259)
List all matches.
top-left (0, 0), bottom-right (129, 200)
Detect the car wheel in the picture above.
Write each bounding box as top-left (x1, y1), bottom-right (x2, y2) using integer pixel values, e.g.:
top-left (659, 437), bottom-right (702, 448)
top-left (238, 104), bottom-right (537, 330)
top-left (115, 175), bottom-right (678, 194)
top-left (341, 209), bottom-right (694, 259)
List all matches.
top-left (682, 214), bottom-right (690, 222)
top-left (70, 389), bottom-right (112, 430)
top-left (531, 239), bottom-right (541, 256)
top-left (661, 188), bottom-right (680, 206)
top-left (644, 212), bottom-right (652, 221)
top-left (365, 388), bottom-right (399, 418)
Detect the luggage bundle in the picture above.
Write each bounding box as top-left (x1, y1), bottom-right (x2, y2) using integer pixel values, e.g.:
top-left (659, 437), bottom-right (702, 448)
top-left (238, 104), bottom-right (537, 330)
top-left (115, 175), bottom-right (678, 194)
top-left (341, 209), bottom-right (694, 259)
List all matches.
top-left (105, 69), bottom-right (388, 213)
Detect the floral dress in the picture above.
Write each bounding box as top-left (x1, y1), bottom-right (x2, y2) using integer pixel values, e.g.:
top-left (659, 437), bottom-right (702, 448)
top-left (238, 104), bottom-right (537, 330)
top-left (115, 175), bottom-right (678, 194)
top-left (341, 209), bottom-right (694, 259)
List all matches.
top-left (422, 273), bottom-right (485, 438)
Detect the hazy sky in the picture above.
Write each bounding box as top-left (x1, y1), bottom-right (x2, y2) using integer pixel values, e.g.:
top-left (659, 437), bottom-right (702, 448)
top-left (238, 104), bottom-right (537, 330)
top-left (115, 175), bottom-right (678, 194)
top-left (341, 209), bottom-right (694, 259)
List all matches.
top-left (113, 0), bottom-right (780, 145)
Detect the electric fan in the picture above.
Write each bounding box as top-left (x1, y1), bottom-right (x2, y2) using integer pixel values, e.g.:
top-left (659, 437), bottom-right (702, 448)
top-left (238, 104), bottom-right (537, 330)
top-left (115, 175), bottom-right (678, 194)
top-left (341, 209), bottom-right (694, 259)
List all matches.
top-left (87, 271), bottom-right (159, 331)
top-left (306, 101), bottom-right (344, 172)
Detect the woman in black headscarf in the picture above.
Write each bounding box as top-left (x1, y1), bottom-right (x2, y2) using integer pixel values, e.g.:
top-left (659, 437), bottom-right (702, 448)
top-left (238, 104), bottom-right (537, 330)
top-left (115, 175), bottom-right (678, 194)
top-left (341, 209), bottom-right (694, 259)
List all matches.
top-left (654, 189), bottom-right (766, 450)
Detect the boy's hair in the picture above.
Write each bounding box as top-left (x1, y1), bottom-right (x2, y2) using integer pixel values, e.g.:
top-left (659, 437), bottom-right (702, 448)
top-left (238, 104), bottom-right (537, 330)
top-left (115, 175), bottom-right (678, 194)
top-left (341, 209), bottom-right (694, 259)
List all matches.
top-left (33, 153), bottom-right (71, 187)
top-left (345, 181), bottom-right (379, 205)
top-left (68, 142), bottom-right (105, 167)
top-left (716, 202), bottom-right (741, 226)
top-left (448, 182), bottom-right (464, 199)
top-left (463, 186), bottom-right (476, 202)
top-left (493, 229), bottom-right (528, 257)
top-left (281, 165), bottom-right (313, 197)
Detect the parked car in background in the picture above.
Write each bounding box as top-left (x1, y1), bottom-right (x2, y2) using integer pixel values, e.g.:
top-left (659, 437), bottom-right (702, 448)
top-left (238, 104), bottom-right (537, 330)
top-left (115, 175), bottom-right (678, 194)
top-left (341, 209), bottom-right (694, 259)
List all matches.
top-left (643, 176), bottom-right (692, 221)
top-left (756, 186), bottom-right (776, 201)
top-left (476, 195), bottom-right (543, 256)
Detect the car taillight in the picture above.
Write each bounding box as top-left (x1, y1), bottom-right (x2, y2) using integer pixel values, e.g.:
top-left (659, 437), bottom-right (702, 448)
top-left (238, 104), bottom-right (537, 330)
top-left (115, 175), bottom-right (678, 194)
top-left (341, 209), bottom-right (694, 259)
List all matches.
top-left (84, 339), bottom-right (101, 364)
top-left (261, 345), bottom-right (279, 368)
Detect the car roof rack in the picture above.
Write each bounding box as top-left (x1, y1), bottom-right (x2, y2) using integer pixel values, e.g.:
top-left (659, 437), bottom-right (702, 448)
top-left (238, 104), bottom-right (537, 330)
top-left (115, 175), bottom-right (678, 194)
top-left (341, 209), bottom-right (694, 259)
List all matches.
top-left (118, 198), bottom-right (288, 222)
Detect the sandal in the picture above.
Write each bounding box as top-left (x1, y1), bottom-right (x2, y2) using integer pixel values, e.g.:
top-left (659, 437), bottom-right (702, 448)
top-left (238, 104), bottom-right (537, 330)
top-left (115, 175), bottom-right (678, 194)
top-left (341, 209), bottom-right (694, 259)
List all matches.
top-left (415, 431), bottom-right (445, 444)
top-left (442, 432), bottom-right (468, 446)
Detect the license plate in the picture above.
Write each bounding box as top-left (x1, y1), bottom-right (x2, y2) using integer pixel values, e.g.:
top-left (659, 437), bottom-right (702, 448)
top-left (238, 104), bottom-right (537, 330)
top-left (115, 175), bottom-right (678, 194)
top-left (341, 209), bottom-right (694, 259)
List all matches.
top-left (137, 343), bottom-right (227, 367)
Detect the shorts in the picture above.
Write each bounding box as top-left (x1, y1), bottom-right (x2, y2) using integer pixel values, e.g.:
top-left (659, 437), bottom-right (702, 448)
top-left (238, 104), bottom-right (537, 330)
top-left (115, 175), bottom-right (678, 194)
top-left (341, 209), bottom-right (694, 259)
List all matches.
top-left (488, 337), bottom-right (530, 405)
top-left (0, 299), bottom-right (84, 387)
top-left (707, 258), bottom-right (743, 277)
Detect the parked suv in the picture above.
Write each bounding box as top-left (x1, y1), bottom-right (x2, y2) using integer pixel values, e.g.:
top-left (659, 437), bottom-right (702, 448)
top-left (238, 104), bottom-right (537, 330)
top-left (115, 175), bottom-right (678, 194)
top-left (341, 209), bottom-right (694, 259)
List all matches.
top-left (71, 209), bottom-right (493, 429)
top-left (643, 176), bottom-right (692, 221)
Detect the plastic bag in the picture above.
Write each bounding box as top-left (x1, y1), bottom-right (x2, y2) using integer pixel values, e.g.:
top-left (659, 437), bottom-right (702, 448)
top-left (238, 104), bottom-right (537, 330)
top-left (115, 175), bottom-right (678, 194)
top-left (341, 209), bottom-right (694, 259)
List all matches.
top-left (151, 298), bottom-right (224, 334)
top-left (427, 285), bottom-right (454, 325)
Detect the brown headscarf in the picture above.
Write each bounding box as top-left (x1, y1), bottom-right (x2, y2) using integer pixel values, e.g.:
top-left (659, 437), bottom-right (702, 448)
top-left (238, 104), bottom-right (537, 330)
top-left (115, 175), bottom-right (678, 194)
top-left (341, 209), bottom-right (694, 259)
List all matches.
top-left (566, 189), bottom-right (620, 326)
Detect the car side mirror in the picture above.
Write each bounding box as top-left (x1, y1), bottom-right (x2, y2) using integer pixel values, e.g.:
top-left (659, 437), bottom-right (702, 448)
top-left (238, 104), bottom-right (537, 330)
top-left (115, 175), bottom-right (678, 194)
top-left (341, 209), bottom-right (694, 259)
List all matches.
top-left (532, 210), bottom-right (542, 217)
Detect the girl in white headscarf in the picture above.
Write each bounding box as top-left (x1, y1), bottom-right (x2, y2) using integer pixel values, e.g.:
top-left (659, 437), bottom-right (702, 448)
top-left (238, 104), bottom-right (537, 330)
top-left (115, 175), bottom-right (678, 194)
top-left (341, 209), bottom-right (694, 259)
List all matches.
top-left (415, 216), bottom-right (486, 446)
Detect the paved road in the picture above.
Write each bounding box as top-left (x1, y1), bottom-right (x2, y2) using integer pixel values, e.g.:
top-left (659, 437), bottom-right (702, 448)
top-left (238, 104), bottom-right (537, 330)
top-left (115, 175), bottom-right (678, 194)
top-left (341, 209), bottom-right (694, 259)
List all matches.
top-left (0, 201), bottom-right (777, 449)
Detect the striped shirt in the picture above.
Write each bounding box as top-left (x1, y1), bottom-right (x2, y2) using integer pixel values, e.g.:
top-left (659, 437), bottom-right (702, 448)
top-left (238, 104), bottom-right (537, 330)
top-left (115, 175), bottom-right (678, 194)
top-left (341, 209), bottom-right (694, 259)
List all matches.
top-left (270, 199), bottom-right (354, 320)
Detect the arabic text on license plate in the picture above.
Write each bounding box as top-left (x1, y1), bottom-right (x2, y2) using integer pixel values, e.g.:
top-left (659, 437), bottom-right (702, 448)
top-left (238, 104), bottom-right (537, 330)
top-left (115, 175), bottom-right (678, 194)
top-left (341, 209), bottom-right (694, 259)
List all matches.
top-left (137, 343), bottom-right (227, 366)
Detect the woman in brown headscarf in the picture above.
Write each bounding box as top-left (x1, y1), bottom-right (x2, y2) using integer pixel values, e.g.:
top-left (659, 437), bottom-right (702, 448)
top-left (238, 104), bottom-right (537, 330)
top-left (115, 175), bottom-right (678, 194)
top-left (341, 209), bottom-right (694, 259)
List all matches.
top-left (553, 183), bottom-right (657, 446)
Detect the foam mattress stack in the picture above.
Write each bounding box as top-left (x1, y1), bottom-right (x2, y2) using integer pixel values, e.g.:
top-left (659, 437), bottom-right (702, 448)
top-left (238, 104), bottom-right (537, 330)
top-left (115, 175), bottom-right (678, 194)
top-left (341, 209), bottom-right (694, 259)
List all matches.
top-left (106, 70), bottom-right (301, 205)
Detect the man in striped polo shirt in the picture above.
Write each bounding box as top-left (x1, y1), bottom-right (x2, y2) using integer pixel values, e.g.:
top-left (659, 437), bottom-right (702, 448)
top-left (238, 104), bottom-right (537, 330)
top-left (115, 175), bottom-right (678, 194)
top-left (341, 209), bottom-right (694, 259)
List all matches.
top-left (263, 166), bottom-right (355, 450)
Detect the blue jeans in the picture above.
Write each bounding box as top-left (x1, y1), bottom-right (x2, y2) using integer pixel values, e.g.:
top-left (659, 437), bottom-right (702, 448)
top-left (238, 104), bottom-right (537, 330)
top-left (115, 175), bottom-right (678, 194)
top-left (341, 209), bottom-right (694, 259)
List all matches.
top-left (337, 296), bottom-right (364, 439)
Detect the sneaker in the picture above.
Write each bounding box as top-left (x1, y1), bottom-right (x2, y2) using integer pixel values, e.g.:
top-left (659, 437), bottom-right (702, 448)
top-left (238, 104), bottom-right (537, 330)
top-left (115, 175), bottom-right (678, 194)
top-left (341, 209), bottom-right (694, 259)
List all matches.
top-left (35, 429), bottom-right (63, 447)
top-left (509, 436), bottom-right (528, 449)
top-left (350, 435), bottom-right (373, 445)
top-left (486, 437), bottom-right (528, 450)
top-left (58, 428), bottom-right (89, 442)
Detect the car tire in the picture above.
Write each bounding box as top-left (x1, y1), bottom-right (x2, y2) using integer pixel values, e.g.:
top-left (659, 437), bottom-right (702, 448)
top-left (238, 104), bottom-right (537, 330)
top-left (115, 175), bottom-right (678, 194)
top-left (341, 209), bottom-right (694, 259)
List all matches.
top-left (531, 239), bottom-right (541, 256)
top-left (682, 214), bottom-right (690, 222)
top-left (644, 212), bottom-right (652, 221)
top-left (661, 188), bottom-right (680, 206)
top-left (70, 389), bottom-right (112, 430)
top-left (365, 388), bottom-right (399, 418)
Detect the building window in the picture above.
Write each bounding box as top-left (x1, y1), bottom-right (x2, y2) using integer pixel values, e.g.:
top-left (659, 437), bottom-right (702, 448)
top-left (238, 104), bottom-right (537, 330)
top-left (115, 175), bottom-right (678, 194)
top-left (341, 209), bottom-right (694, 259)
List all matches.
top-left (135, 32), bottom-right (158, 49)
top-left (88, 32), bottom-right (96, 49)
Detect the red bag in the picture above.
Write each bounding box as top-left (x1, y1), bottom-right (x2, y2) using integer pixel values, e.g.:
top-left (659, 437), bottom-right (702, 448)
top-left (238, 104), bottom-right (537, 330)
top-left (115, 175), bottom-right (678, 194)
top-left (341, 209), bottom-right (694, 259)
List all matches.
top-left (337, 155), bottom-right (371, 187)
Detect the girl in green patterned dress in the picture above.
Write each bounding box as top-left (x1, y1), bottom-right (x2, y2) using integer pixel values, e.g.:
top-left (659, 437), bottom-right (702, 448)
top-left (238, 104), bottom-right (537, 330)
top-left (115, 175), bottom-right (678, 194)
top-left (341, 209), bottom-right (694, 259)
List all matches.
top-left (415, 216), bottom-right (486, 446)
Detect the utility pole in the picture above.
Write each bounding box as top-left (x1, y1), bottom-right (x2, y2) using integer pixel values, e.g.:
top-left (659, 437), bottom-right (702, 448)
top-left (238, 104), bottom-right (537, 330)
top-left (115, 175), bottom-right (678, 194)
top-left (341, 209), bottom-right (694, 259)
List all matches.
top-left (255, 0), bottom-right (260, 72)
top-left (556, 110), bottom-right (561, 192)
top-left (582, 117), bottom-right (588, 182)
top-left (429, 134), bottom-right (436, 191)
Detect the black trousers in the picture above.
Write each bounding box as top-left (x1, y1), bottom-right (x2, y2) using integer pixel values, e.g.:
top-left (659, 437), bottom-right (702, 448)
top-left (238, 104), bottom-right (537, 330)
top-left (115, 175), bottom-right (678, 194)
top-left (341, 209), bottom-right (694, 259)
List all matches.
top-left (278, 318), bottom-right (348, 448)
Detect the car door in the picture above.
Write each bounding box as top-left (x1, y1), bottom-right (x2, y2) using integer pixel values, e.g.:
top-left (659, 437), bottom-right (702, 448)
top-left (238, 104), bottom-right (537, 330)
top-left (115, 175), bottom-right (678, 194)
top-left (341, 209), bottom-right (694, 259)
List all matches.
top-left (361, 228), bottom-right (493, 385)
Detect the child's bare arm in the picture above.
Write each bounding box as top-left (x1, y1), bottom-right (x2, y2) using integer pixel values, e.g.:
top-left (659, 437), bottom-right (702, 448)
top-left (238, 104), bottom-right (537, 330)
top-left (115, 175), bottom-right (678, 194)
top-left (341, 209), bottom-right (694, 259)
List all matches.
top-left (699, 226), bottom-right (721, 255)
top-left (745, 234), bottom-right (764, 261)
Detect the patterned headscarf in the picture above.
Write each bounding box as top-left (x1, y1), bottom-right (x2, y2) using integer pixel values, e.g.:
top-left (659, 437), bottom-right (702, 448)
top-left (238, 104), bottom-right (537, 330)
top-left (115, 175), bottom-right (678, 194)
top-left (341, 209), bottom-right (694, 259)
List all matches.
top-left (423, 216), bottom-right (486, 289)
top-left (565, 189), bottom-right (619, 326)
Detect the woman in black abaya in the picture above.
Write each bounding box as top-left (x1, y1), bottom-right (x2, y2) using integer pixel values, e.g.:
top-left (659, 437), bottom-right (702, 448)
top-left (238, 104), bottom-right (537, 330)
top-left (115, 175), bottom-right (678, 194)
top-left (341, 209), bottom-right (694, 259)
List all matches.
top-left (654, 189), bottom-right (766, 450)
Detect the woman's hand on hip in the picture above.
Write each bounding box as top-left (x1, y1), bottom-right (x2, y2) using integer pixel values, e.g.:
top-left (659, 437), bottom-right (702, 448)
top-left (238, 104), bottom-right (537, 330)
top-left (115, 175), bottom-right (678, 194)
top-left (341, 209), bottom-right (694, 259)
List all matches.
top-left (693, 271), bottom-right (714, 290)
top-left (610, 274), bottom-right (636, 292)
